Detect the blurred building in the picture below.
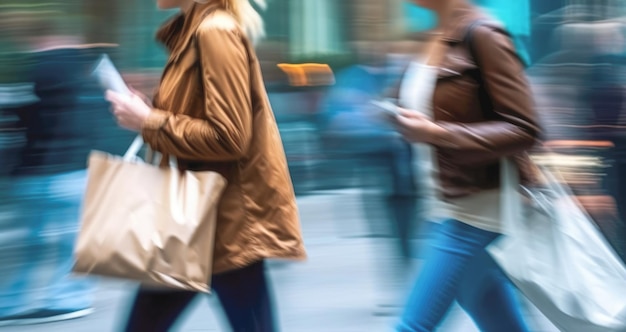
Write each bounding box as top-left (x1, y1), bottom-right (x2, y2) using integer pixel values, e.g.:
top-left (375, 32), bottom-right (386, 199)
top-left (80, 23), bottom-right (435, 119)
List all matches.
top-left (0, 1), bottom-right (410, 68)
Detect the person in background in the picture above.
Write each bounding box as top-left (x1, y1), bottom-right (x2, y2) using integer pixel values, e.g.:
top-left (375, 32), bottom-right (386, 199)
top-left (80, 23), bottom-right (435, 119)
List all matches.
top-left (587, 22), bottom-right (626, 259)
top-left (318, 41), bottom-right (422, 312)
top-left (529, 21), bottom-right (626, 260)
top-left (104, 0), bottom-right (306, 331)
top-left (0, 11), bottom-right (108, 326)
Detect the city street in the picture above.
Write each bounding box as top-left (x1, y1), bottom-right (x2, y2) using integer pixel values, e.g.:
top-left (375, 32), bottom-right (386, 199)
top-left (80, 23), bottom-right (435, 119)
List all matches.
top-left (2, 1), bottom-right (624, 331)
top-left (1, 191), bottom-right (560, 332)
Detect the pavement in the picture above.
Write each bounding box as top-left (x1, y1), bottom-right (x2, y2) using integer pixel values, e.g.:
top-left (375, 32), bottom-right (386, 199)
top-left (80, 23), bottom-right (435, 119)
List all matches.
top-left (0, 190), bottom-right (560, 332)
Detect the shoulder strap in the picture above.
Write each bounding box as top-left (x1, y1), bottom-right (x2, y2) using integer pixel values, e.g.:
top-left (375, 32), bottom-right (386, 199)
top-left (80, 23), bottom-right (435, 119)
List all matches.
top-left (463, 19), bottom-right (488, 58)
top-left (463, 20), bottom-right (526, 117)
top-left (464, 20), bottom-right (488, 59)
top-left (464, 20), bottom-right (492, 115)
top-left (464, 20), bottom-right (526, 74)
top-left (464, 20), bottom-right (500, 82)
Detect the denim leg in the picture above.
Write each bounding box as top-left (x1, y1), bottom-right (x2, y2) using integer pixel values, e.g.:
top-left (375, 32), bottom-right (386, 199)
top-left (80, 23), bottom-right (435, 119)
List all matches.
top-left (397, 220), bottom-right (500, 332)
top-left (389, 137), bottom-right (416, 198)
top-left (457, 249), bottom-right (529, 332)
top-left (123, 288), bottom-right (197, 332)
top-left (0, 171), bottom-right (94, 317)
top-left (122, 261), bottom-right (276, 332)
top-left (388, 137), bottom-right (419, 260)
top-left (43, 170), bottom-right (94, 311)
top-left (212, 261), bottom-right (277, 332)
top-left (0, 176), bottom-right (51, 316)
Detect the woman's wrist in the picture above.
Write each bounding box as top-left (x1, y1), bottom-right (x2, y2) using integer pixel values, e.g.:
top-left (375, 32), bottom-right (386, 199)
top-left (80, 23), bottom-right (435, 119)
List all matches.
top-left (425, 121), bottom-right (447, 145)
top-left (142, 108), bottom-right (168, 131)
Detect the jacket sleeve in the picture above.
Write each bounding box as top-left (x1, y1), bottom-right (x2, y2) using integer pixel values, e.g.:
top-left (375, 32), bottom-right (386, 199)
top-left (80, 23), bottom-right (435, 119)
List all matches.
top-left (141, 25), bottom-right (252, 162)
top-left (431, 25), bottom-right (541, 164)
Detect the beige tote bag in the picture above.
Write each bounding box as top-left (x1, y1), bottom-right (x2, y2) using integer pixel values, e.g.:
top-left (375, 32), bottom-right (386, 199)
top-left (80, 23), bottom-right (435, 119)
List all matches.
top-left (73, 136), bottom-right (227, 293)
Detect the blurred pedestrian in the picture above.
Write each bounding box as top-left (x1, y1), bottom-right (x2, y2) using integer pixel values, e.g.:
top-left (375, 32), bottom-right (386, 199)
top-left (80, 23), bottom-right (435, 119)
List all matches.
top-left (318, 42), bottom-right (421, 311)
top-left (0, 11), bottom-right (105, 326)
top-left (104, 0), bottom-right (306, 331)
top-left (587, 22), bottom-right (626, 259)
top-left (390, 0), bottom-right (541, 331)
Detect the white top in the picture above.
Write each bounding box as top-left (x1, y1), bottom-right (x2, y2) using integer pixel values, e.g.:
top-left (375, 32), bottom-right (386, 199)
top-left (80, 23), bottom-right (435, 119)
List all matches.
top-left (399, 61), bottom-right (501, 233)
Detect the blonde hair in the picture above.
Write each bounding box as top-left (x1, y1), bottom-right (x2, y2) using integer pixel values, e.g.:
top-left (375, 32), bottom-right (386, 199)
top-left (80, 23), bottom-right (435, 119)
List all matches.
top-left (220, 0), bottom-right (266, 43)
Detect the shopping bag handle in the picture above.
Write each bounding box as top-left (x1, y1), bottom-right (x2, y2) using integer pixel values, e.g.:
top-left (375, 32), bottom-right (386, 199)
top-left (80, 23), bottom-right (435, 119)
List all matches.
top-left (122, 135), bottom-right (177, 167)
top-left (123, 135), bottom-right (144, 161)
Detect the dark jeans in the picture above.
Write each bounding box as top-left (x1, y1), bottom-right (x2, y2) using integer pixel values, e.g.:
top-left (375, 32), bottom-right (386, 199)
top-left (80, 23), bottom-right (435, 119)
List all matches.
top-left (322, 132), bottom-right (419, 259)
top-left (123, 261), bottom-right (276, 332)
top-left (359, 135), bottom-right (419, 260)
top-left (397, 220), bottom-right (528, 332)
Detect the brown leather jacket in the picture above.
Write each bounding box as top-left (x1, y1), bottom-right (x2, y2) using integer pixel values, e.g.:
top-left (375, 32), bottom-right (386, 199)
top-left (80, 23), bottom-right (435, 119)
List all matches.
top-left (141, 3), bottom-right (306, 274)
top-left (396, 5), bottom-right (541, 198)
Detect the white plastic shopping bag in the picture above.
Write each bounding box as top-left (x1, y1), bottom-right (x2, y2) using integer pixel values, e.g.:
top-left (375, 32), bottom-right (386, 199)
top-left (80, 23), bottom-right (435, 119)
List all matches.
top-left (488, 159), bottom-right (626, 332)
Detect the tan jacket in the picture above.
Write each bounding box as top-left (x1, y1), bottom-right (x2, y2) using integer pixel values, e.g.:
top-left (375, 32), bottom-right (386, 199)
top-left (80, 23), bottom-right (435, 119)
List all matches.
top-left (142, 2), bottom-right (306, 274)
top-left (394, 4), bottom-right (541, 198)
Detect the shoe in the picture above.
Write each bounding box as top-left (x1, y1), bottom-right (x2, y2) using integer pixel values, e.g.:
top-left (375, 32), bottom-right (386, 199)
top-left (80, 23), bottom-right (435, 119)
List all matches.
top-left (0, 307), bottom-right (94, 326)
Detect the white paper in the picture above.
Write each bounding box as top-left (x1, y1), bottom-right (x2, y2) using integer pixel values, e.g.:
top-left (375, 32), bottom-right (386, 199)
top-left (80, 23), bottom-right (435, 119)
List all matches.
top-left (92, 54), bottom-right (131, 96)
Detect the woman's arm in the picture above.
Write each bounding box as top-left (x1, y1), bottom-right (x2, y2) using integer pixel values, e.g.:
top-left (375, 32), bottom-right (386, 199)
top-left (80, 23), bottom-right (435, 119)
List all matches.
top-left (142, 18), bottom-right (253, 162)
top-left (430, 25), bottom-right (541, 163)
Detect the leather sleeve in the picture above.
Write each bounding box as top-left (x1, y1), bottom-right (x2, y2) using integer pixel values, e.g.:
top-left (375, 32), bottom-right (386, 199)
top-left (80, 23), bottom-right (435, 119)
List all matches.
top-left (142, 25), bottom-right (252, 162)
top-left (433, 25), bottom-right (541, 164)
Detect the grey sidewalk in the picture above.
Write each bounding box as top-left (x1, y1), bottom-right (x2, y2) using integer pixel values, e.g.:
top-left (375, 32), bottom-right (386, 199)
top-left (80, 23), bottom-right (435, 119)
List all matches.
top-left (1, 192), bottom-right (560, 332)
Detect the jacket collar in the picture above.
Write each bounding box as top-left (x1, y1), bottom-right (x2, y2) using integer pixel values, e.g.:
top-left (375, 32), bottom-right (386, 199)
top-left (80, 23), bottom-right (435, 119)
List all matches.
top-left (156, 1), bottom-right (221, 62)
top-left (441, 3), bottom-right (486, 43)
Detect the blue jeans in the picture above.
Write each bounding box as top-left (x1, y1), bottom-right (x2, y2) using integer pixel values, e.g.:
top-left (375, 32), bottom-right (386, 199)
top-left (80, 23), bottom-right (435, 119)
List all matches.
top-left (0, 170), bottom-right (94, 316)
top-left (397, 219), bottom-right (529, 332)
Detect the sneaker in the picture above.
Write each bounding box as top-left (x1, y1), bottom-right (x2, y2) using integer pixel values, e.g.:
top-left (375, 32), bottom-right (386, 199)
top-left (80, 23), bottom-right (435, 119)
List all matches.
top-left (0, 307), bottom-right (94, 326)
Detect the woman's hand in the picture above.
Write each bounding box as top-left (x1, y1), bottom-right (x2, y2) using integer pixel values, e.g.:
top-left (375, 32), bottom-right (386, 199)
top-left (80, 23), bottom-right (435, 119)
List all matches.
top-left (129, 86), bottom-right (154, 108)
top-left (394, 108), bottom-right (446, 144)
top-left (105, 90), bottom-right (152, 132)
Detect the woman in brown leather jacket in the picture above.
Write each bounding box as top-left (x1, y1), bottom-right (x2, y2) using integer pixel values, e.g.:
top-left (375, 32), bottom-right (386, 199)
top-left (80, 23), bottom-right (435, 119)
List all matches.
top-left (392, 0), bottom-right (540, 331)
top-left (105, 0), bottom-right (305, 331)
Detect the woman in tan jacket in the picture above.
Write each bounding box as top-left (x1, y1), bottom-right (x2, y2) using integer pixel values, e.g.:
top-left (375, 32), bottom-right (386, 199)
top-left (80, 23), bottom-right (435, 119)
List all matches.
top-left (105, 0), bottom-right (306, 331)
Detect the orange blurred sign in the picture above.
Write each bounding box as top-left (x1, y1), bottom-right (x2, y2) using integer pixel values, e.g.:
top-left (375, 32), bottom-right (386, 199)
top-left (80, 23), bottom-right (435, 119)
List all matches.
top-left (277, 63), bottom-right (335, 87)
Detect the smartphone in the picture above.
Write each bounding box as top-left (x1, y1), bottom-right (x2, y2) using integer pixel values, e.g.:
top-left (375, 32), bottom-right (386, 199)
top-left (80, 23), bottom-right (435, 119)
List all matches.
top-left (91, 54), bottom-right (131, 96)
top-left (370, 99), bottom-right (400, 117)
